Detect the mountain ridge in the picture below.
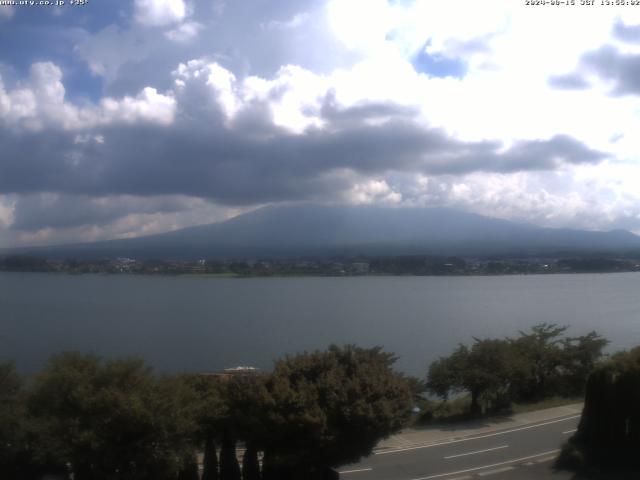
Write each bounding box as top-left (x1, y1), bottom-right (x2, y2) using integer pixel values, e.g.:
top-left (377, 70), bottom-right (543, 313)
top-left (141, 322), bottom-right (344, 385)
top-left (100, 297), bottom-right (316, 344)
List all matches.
top-left (3, 204), bottom-right (640, 260)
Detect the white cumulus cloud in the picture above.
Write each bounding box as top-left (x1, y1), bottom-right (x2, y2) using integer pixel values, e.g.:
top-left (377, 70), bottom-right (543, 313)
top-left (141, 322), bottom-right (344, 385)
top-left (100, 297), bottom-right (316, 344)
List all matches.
top-left (134, 0), bottom-right (187, 27)
top-left (0, 62), bottom-right (176, 131)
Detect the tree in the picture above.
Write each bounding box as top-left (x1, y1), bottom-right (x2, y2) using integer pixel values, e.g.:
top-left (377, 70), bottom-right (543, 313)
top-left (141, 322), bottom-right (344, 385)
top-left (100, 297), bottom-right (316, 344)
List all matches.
top-left (223, 375), bottom-right (272, 480)
top-left (426, 345), bottom-right (467, 400)
top-left (27, 352), bottom-right (199, 480)
top-left (177, 455), bottom-right (200, 480)
top-left (404, 375), bottom-right (427, 404)
top-left (563, 346), bottom-right (640, 469)
top-left (262, 345), bottom-right (411, 478)
top-left (559, 331), bottom-right (608, 395)
top-left (219, 430), bottom-right (241, 480)
top-left (0, 362), bottom-right (44, 480)
top-left (429, 325), bottom-right (609, 417)
top-left (427, 339), bottom-right (514, 415)
top-left (188, 375), bottom-right (225, 480)
top-left (509, 323), bottom-right (568, 400)
top-left (242, 443), bottom-right (261, 480)
top-left (201, 435), bottom-right (219, 480)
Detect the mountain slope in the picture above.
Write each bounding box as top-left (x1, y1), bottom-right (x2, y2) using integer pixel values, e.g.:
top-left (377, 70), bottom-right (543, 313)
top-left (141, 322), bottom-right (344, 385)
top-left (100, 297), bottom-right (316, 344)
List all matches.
top-left (5, 205), bottom-right (640, 259)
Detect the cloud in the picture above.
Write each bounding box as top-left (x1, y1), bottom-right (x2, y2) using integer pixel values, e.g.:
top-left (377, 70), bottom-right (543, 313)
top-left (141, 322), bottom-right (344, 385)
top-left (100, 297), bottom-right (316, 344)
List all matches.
top-left (3, 192), bottom-right (249, 247)
top-left (3, 1), bottom-right (640, 246)
top-left (582, 46), bottom-right (640, 96)
top-left (0, 62), bottom-right (176, 131)
top-left (74, 0), bottom-right (341, 97)
top-left (0, 6), bottom-right (14, 19)
top-left (134, 0), bottom-right (187, 27)
top-left (548, 73), bottom-right (590, 90)
top-left (0, 59), bottom-right (607, 214)
top-left (549, 41), bottom-right (640, 97)
top-left (262, 13), bottom-right (310, 31)
top-left (613, 20), bottom-right (640, 44)
top-left (165, 21), bottom-right (203, 43)
top-left (10, 194), bottom-right (206, 231)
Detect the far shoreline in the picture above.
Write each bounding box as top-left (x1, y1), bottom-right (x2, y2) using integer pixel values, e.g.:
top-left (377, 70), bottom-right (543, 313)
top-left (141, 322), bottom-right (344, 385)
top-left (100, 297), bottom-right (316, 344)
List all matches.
top-left (2, 269), bottom-right (640, 279)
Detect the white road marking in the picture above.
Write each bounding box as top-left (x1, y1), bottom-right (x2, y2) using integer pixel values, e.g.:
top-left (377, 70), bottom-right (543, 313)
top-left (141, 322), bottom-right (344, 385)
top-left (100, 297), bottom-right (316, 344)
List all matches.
top-left (477, 466), bottom-right (514, 476)
top-left (409, 449), bottom-right (560, 480)
top-left (535, 455), bottom-right (557, 463)
top-left (338, 468), bottom-right (373, 474)
top-left (444, 445), bottom-right (508, 459)
top-left (562, 429), bottom-right (577, 435)
top-left (376, 415), bottom-right (580, 455)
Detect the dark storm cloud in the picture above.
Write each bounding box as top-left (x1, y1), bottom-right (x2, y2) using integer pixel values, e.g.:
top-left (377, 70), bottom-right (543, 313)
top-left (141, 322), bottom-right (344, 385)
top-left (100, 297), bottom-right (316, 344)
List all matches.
top-left (0, 95), bottom-right (607, 210)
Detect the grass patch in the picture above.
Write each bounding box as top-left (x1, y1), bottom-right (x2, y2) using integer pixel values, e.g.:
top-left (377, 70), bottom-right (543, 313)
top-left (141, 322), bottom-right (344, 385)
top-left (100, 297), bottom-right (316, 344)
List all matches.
top-left (510, 396), bottom-right (582, 414)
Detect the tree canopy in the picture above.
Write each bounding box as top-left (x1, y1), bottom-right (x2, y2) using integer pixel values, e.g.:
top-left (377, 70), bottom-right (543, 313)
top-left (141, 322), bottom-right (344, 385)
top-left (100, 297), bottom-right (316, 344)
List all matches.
top-left (0, 345), bottom-right (411, 480)
top-left (262, 345), bottom-right (412, 477)
top-left (427, 339), bottom-right (514, 415)
top-left (427, 324), bottom-right (608, 415)
top-left (26, 353), bottom-right (200, 480)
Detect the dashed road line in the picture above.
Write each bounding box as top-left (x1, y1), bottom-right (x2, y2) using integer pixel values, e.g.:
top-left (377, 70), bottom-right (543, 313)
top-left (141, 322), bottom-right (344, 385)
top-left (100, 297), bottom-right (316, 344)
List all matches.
top-left (477, 466), bottom-right (515, 476)
top-left (338, 468), bottom-right (373, 475)
top-left (535, 455), bottom-right (557, 463)
top-left (376, 415), bottom-right (579, 455)
top-left (444, 445), bottom-right (508, 459)
top-left (409, 449), bottom-right (560, 480)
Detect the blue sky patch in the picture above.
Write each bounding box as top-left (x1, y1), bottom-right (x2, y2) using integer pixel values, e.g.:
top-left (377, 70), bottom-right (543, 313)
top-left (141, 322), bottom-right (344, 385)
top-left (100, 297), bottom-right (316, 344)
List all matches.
top-left (412, 44), bottom-right (467, 79)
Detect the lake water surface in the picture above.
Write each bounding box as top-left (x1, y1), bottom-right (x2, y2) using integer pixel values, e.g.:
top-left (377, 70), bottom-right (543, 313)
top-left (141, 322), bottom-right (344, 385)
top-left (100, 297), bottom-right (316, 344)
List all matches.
top-left (2, 272), bottom-right (639, 376)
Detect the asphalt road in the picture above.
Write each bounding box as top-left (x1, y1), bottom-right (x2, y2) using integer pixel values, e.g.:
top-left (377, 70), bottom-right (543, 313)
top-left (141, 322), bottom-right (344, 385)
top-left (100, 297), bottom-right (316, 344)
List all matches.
top-left (339, 414), bottom-right (581, 480)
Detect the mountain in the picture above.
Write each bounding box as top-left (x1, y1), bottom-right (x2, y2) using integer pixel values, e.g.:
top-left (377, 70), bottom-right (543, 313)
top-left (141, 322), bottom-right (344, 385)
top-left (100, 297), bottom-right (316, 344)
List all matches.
top-left (5, 205), bottom-right (640, 259)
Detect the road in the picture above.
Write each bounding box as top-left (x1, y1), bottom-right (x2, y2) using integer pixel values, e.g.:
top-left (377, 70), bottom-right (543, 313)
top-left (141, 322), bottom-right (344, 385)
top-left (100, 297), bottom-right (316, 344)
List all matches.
top-left (339, 413), bottom-right (580, 480)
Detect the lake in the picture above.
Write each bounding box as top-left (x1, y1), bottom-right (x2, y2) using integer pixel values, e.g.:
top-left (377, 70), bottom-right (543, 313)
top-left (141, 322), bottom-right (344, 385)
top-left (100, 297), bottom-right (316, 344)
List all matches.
top-left (1, 272), bottom-right (639, 376)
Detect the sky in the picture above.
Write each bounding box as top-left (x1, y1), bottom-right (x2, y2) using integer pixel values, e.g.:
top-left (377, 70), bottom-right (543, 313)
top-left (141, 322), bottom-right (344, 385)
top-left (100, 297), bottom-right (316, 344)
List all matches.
top-left (1, 0), bottom-right (640, 247)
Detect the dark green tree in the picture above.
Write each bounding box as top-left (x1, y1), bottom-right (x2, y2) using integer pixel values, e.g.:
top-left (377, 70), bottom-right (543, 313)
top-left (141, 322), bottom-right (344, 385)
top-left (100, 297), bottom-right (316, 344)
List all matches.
top-left (0, 362), bottom-right (48, 480)
top-left (262, 345), bottom-right (412, 478)
top-left (219, 430), bottom-right (241, 480)
top-left (27, 352), bottom-right (198, 480)
top-left (559, 331), bottom-right (608, 395)
top-left (223, 375), bottom-right (272, 480)
top-left (188, 374), bottom-right (226, 480)
top-left (404, 375), bottom-right (427, 404)
top-left (201, 435), bottom-right (219, 480)
top-left (177, 455), bottom-right (200, 480)
top-left (509, 323), bottom-right (568, 400)
top-left (426, 345), bottom-right (467, 401)
top-left (242, 442), bottom-right (261, 480)
top-left (427, 339), bottom-right (515, 415)
top-left (562, 347), bottom-right (640, 469)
